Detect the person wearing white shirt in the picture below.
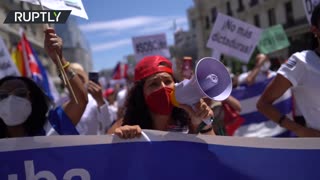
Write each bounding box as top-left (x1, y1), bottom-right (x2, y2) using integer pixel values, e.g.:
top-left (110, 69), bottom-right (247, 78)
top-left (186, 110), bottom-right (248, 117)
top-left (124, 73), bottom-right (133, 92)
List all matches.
top-left (237, 54), bottom-right (276, 86)
top-left (257, 4), bottom-right (320, 137)
top-left (235, 53), bottom-right (288, 137)
top-left (104, 88), bottom-right (118, 123)
top-left (58, 63), bottom-right (113, 135)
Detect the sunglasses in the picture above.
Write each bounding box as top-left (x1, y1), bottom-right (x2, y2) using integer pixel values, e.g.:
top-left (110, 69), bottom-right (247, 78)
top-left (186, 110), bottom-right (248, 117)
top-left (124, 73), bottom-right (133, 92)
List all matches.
top-left (0, 88), bottom-right (30, 100)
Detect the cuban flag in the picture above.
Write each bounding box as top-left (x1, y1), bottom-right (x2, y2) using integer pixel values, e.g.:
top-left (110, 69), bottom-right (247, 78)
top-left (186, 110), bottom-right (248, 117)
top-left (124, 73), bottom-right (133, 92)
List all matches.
top-left (112, 62), bottom-right (128, 80)
top-left (231, 77), bottom-right (293, 137)
top-left (15, 33), bottom-right (55, 101)
top-left (109, 62), bottom-right (128, 86)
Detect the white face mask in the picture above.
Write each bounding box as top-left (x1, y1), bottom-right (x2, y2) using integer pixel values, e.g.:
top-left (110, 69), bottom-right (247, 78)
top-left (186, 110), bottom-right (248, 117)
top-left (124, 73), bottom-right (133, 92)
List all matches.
top-left (260, 61), bottom-right (271, 72)
top-left (0, 95), bottom-right (32, 126)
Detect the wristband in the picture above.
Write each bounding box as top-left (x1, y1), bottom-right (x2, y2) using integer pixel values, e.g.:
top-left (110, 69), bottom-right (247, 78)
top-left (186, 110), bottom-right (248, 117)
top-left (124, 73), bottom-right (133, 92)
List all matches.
top-left (62, 61), bottom-right (70, 69)
top-left (196, 117), bottom-right (214, 134)
top-left (200, 126), bottom-right (213, 134)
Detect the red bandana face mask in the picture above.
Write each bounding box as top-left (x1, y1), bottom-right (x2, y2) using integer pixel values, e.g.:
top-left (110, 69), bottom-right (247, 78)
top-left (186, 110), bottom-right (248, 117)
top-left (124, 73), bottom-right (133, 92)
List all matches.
top-left (145, 87), bottom-right (173, 115)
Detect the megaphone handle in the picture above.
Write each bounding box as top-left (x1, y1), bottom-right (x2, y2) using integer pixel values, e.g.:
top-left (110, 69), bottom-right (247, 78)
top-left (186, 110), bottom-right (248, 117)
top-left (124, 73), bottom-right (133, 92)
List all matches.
top-left (191, 105), bottom-right (214, 126)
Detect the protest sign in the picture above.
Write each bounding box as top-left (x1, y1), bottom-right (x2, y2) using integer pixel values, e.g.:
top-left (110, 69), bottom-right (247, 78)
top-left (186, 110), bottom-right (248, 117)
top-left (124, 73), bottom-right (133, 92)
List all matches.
top-left (0, 38), bottom-right (20, 79)
top-left (303, 0), bottom-right (320, 24)
top-left (258, 24), bottom-right (290, 54)
top-left (132, 33), bottom-right (170, 62)
top-left (211, 49), bottom-right (222, 60)
top-left (19, 0), bottom-right (88, 19)
top-left (1, 130), bottom-right (320, 180)
top-left (207, 13), bottom-right (262, 63)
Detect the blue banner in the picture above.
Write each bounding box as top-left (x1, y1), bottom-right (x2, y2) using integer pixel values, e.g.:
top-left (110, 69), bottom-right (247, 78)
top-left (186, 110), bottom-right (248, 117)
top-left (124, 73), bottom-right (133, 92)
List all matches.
top-left (1, 131), bottom-right (320, 180)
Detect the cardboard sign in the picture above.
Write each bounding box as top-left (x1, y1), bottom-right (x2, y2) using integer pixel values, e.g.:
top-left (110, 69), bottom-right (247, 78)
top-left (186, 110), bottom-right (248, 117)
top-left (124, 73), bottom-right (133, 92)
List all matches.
top-left (258, 24), bottom-right (290, 54)
top-left (20, 0), bottom-right (88, 19)
top-left (207, 13), bottom-right (262, 63)
top-left (132, 33), bottom-right (170, 62)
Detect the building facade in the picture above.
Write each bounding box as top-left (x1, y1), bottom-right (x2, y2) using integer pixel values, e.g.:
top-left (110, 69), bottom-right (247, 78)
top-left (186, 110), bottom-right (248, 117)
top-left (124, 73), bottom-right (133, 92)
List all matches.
top-left (0, 0), bottom-right (57, 78)
top-left (172, 29), bottom-right (198, 80)
top-left (55, 16), bottom-right (93, 72)
top-left (190, 0), bottom-right (311, 73)
top-left (0, 0), bottom-right (93, 84)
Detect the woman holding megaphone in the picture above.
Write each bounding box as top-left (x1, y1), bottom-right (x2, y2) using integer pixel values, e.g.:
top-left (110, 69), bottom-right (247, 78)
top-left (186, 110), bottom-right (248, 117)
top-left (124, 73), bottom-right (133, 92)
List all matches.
top-left (114, 56), bottom-right (215, 139)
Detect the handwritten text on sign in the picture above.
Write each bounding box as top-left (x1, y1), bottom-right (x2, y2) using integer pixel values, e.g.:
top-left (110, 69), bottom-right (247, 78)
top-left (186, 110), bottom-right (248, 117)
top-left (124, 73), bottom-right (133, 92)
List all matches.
top-left (207, 13), bottom-right (262, 63)
top-left (132, 33), bottom-right (170, 62)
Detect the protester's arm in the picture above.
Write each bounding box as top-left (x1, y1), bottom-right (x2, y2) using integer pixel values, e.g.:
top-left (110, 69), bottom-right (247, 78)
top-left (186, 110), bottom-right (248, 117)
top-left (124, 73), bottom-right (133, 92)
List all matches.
top-left (224, 96), bottom-right (241, 112)
top-left (87, 81), bottom-right (105, 108)
top-left (246, 57), bottom-right (267, 85)
top-left (179, 99), bottom-right (215, 135)
top-left (44, 28), bottom-right (88, 125)
top-left (107, 118), bottom-right (123, 134)
top-left (257, 74), bottom-right (320, 137)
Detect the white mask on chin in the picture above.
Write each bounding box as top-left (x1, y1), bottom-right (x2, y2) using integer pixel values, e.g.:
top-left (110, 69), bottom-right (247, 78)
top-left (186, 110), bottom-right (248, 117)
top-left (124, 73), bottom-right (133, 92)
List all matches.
top-left (260, 61), bottom-right (271, 72)
top-left (0, 95), bottom-right (32, 126)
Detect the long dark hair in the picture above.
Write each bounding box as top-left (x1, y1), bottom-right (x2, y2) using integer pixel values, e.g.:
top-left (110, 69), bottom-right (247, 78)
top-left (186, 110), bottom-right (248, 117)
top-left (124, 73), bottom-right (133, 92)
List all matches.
top-left (123, 78), bottom-right (190, 129)
top-left (0, 76), bottom-right (50, 138)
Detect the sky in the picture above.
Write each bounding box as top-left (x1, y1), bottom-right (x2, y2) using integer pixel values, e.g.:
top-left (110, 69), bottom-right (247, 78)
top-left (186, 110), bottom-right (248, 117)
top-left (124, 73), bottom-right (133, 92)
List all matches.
top-left (76, 0), bottom-right (194, 71)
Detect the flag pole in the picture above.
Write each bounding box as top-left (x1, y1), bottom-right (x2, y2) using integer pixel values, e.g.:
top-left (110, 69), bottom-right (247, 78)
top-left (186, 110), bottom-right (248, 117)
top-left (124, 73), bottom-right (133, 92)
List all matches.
top-left (37, 0), bottom-right (78, 104)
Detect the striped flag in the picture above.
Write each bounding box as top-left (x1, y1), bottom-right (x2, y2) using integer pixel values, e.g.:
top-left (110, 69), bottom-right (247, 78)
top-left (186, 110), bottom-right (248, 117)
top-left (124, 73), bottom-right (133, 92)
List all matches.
top-left (231, 77), bottom-right (293, 137)
top-left (11, 40), bottom-right (31, 77)
top-left (112, 62), bottom-right (128, 80)
top-left (11, 33), bottom-right (56, 101)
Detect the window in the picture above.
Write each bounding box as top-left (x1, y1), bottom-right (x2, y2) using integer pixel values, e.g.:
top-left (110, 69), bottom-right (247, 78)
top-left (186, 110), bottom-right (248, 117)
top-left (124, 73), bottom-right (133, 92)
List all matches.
top-left (268, 8), bottom-right (276, 26)
top-left (237, 0), bottom-right (245, 12)
top-left (191, 19), bottom-right (196, 30)
top-left (226, 2), bottom-right (233, 16)
top-left (249, 0), bottom-right (259, 7)
top-left (285, 2), bottom-right (294, 26)
top-left (211, 7), bottom-right (217, 23)
top-left (254, 14), bottom-right (260, 27)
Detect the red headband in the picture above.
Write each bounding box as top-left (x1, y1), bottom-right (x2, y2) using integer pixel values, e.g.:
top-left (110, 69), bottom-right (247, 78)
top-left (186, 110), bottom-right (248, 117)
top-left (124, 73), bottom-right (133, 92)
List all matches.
top-left (134, 56), bottom-right (173, 82)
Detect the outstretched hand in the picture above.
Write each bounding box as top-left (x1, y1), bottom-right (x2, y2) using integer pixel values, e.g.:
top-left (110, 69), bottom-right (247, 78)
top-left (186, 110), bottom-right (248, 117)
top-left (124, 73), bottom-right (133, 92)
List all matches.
top-left (114, 125), bottom-right (142, 139)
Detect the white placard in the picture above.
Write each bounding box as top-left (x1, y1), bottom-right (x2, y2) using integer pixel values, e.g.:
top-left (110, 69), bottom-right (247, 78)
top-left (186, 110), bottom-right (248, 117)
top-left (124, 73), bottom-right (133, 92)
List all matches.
top-left (60, 0), bottom-right (88, 19)
top-left (303, 0), bottom-right (320, 24)
top-left (19, 0), bottom-right (88, 19)
top-left (132, 33), bottom-right (170, 62)
top-left (207, 13), bottom-right (262, 64)
top-left (0, 38), bottom-right (20, 79)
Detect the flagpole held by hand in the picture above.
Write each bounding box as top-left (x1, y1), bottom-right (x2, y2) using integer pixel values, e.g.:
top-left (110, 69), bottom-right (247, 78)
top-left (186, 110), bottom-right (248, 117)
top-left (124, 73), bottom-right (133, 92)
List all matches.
top-left (37, 0), bottom-right (78, 104)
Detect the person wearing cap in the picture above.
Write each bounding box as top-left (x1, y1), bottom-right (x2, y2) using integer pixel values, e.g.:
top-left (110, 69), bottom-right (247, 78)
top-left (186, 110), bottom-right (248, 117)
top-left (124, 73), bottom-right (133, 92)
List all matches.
top-left (104, 88), bottom-right (118, 123)
top-left (57, 63), bottom-right (113, 135)
top-left (113, 55), bottom-right (215, 138)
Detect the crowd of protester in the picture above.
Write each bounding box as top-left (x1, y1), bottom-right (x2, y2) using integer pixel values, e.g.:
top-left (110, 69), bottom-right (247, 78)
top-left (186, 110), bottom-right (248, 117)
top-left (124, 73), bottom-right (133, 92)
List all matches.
top-left (2, 4), bottom-right (320, 139)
